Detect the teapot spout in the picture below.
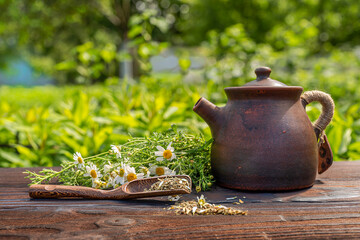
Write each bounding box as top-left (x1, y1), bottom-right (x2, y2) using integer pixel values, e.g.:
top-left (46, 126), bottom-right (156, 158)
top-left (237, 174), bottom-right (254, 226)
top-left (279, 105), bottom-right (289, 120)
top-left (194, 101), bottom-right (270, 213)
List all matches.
top-left (193, 97), bottom-right (222, 136)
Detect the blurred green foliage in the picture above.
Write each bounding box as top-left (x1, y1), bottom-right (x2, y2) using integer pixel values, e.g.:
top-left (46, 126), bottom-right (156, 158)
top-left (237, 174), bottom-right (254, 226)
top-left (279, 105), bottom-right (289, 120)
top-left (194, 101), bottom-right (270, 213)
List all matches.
top-left (0, 75), bottom-right (208, 167)
top-left (0, 0), bottom-right (360, 167)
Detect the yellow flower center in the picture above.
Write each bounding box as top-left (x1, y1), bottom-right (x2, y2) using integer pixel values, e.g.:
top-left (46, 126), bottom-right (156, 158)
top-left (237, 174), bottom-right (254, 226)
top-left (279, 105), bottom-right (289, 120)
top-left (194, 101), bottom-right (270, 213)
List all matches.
top-left (118, 168), bottom-right (125, 177)
top-left (127, 173), bottom-right (137, 182)
top-left (78, 157), bottom-right (83, 164)
top-left (116, 146), bottom-right (121, 152)
top-left (163, 150), bottom-right (172, 159)
top-left (90, 169), bottom-right (97, 179)
top-left (156, 167), bottom-right (165, 176)
top-left (198, 198), bottom-right (206, 207)
top-left (94, 180), bottom-right (101, 189)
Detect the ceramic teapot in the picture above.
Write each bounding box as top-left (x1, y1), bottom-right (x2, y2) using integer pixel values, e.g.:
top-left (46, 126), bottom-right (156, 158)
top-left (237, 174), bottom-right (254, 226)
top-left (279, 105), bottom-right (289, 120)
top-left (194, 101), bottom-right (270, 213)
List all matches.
top-left (193, 67), bottom-right (335, 191)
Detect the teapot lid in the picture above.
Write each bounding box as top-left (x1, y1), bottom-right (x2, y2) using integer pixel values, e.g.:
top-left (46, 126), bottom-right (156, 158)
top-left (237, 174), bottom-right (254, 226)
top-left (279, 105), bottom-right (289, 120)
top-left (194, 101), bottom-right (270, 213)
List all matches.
top-left (243, 67), bottom-right (287, 87)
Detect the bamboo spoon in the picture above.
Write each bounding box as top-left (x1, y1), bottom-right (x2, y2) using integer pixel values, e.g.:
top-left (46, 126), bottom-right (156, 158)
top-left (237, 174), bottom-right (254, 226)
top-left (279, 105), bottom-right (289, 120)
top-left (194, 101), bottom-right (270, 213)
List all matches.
top-left (29, 175), bottom-right (191, 200)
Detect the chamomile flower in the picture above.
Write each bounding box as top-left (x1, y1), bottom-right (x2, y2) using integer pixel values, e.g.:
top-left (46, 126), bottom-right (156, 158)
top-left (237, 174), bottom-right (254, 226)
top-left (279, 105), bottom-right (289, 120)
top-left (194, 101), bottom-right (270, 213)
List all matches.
top-left (104, 161), bottom-right (113, 173)
top-left (125, 165), bottom-right (144, 182)
top-left (73, 152), bottom-right (85, 168)
top-left (105, 175), bottom-right (115, 188)
top-left (84, 163), bottom-right (103, 187)
top-left (197, 194), bottom-right (207, 208)
top-left (155, 142), bottom-right (176, 161)
top-left (93, 179), bottom-right (103, 189)
top-left (149, 164), bottom-right (176, 176)
top-left (114, 163), bottom-right (127, 185)
top-left (140, 166), bottom-right (150, 178)
top-left (111, 145), bottom-right (122, 158)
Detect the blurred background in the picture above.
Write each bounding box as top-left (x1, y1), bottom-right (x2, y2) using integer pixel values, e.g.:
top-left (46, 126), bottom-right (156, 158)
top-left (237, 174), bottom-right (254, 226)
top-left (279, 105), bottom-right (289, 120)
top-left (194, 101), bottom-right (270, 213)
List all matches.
top-left (0, 0), bottom-right (359, 167)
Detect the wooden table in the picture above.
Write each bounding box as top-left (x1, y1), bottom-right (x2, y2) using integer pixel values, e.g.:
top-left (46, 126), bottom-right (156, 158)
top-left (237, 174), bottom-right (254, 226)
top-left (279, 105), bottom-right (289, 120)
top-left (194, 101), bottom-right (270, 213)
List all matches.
top-left (1, 161), bottom-right (359, 239)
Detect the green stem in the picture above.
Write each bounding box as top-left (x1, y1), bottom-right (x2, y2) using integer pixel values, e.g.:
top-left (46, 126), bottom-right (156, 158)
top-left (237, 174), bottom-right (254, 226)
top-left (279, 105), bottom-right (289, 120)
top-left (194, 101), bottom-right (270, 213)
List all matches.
top-left (84, 152), bottom-right (108, 160)
top-left (32, 163), bottom-right (76, 185)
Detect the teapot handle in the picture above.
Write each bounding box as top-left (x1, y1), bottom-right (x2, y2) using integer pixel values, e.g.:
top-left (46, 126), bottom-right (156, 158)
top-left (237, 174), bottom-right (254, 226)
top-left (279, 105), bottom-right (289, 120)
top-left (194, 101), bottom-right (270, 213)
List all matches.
top-left (301, 90), bottom-right (335, 139)
top-left (301, 90), bottom-right (335, 174)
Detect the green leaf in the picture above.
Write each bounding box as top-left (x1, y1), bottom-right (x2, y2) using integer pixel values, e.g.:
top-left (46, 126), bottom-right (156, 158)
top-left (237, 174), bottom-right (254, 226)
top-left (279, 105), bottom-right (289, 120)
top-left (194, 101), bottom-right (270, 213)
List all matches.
top-left (348, 151), bottom-right (360, 160)
top-left (93, 127), bottom-right (112, 151)
top-left (109, 115), bottom-right (139, 128)
top-left (179, 58), bottom-right (191, 72)
top-left (128, 25), bottom-right (143, 39)
top-left (325, 124), bottom-right (343, 154)
top-left (59, 135), bottom-right (81, 153)
top-left (0, 149), bottom-right (26, 167)
top-left (348, 142), bottom-right (360, 151)
top-left (338, 128), bottom-right (352, 155)
top-left (55, 61), bottom-right (77, 71)
top-left (16, 145), bottom-right (38, 162)
top-left (138, 44), bottom-right (152, 59)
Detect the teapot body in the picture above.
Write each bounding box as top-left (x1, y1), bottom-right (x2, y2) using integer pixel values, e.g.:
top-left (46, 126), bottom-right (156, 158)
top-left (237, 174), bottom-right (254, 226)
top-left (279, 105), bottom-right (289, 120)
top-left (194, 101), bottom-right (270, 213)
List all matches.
top-left (193, 67), bottom-right (335, 191)
top-left (211, 87), bottom-right (318, 190)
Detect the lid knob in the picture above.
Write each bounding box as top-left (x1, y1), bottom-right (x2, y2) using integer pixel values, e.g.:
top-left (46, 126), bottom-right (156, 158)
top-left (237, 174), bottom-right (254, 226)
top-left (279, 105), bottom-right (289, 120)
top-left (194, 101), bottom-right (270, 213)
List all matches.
top-left (255, 67), bottom-right (271, 80)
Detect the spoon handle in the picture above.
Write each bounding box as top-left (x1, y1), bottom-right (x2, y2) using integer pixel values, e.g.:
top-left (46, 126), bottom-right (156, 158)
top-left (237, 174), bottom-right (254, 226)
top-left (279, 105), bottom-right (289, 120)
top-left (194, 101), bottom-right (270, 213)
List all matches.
top-left (29, 184), bottom-right (125, 199)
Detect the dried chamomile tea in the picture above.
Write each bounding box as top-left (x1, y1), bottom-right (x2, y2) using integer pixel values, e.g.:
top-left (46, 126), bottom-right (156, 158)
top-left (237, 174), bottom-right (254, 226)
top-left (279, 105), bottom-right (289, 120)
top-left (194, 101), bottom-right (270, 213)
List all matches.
top-left (169, 195), bottom-right (248, 216)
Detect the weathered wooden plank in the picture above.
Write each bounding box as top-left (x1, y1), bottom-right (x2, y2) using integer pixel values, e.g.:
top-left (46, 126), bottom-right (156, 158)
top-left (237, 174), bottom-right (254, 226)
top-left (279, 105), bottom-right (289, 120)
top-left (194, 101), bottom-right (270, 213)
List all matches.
top-left (0, 161), bottom-right (359, 239)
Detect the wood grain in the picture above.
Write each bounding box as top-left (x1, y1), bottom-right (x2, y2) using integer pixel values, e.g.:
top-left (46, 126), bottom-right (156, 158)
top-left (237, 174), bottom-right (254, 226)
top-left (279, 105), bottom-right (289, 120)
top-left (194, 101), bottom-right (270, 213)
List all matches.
top-left (1, 161), bottom-right (360, 239)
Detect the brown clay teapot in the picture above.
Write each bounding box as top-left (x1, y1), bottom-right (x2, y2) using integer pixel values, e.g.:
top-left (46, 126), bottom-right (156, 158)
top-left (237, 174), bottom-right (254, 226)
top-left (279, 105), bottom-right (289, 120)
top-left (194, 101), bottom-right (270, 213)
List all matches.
top-left (193, 67), bottom-right (335, 191)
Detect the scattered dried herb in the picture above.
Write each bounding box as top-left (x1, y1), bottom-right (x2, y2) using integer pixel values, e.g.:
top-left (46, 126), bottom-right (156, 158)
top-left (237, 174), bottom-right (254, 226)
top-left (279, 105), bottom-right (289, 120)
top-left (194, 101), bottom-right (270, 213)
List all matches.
top-left (168, 195), bottom-right (248, 215)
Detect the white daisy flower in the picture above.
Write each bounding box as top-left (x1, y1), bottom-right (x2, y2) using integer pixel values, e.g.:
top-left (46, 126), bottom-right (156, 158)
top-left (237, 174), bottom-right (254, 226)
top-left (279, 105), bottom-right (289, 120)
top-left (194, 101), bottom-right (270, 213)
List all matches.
top-left (105, 175), bottom-right (115, 188)
top-left (111, 145), bottom-right (122, 158)
top-left (154, 142), bottom-right (176, 162)
top-left (114, 163), bottom-right (127, 185)
top-left (84, 163), bottom-right (103, 188)
top-left (149, 164), bottom-right (176, 176)
top-left (73, 152), bottom-right (85, 168)
top-left (125, 165), bottom-right (144, 182)
top-left (140, 166), bottom-right (150, 178)
top-left (104, 161), bottom-right (113, 173)
top-left (197, 194), bottom-right (207, 208)
top-left (93, 179), bottom-right (104, 189)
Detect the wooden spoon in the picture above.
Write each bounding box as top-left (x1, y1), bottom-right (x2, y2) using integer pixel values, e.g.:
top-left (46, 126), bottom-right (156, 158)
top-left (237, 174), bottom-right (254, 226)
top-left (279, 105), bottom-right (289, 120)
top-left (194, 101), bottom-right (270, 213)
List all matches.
top-left (29, 175), bottom-right (191, 200)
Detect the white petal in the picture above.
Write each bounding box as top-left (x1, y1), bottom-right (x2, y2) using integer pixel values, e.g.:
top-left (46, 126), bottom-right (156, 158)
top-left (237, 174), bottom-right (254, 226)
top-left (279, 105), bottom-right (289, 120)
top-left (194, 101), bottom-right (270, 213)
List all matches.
top-left (170, 153), bottom-right (176, 160)
top-left (166, 142), bottom-right (172, 150)
top-left (119, 178), bottom-right (125, 185)
top-left (155, 151), bottom-right (163, 156)
top-left (192, 206), bottom-right (197, 214)
top-left (115, 176), bottom-right (125, 185)
top-left (156, 146), bottom-right (165, 152)
top-left (125, 166), bottom-right (135, 174)
top-left (149, 165), bottom-right (157, 175)
top-left (137, 173), bottom-right (144, 179)
top-left (156, 157), bottom-right (164, 162)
